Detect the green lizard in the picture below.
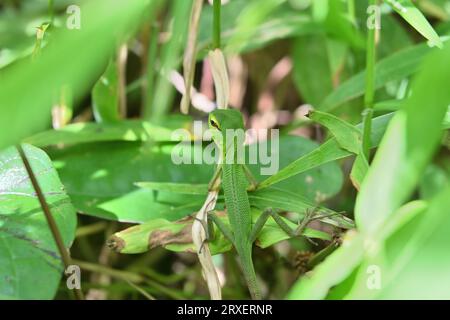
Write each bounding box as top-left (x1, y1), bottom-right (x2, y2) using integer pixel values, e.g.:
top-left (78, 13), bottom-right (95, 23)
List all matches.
top-left (205, 109), bottom-right (332, 300)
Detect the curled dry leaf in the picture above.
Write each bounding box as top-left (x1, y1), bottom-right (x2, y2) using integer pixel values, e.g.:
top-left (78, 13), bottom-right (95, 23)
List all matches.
top-left (192, 191), bottom-right (222, 300)
top-left (181, 0), bottom-right (204, 114)
top-left (209, 49), bottom-right (230, 109)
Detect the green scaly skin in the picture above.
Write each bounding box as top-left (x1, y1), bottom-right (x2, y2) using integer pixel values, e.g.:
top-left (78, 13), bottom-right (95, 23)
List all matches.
top-left (209, 109), bottom-right (261, 300)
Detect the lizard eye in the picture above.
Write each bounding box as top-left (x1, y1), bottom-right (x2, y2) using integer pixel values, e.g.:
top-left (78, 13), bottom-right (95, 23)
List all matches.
top-left (210, 119), bottom-right (220, 130)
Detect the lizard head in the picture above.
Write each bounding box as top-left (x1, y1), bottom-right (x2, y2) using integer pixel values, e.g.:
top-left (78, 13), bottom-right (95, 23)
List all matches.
top-left (208, 109), bottom-right (245, 132)
top-left (208, 109), bottom-right (246, 155)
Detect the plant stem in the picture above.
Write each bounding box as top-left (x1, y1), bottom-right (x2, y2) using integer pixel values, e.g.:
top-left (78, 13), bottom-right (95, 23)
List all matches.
top-left (149, 1), bottom-right (191, 120)
top-left (180, 0), bottom-right (204, 114)
top-left (74, 260), bottom-right (187, 299)
top-left (143, 23), bottom-right (160, 117)
top-left (74, 259), bottom-right (143, 283)
top-left (17, 145), bottom-right (84, 300)
top-left (125, 279), bottom-right (156, 300)
top-left (362, 0), bottom-right (377, 159)
top-left (117, 44), bottom-right (128, 118)
top-left (213, 0), bottom-right (221, 49)
top-left (75, 221), bottom-right (108, 238)
top-left (48, 0), bottom-right (54, 24)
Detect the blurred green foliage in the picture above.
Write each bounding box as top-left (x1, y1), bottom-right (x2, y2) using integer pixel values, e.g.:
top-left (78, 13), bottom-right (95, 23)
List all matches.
top-left (0, 0), bottom-right (449, 300)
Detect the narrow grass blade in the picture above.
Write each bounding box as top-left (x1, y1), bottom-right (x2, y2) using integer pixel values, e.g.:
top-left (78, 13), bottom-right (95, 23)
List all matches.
top-left (257, 113), bottom-right (394, 190)
top-left (355, 43), bottom-right (450, 235)
top-left (385, 0), bottom-right (443, 48)
top-left (320, 39), bottom-right (449, 111)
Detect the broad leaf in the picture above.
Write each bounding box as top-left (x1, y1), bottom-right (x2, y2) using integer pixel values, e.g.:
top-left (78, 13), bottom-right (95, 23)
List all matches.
top-left (24, 117), bottom-right (192, 147)
top-left (47, 136), bottom-right (343, 223)
top-left (292, 35), bottom-right (334, 107)
top-left (0, 145), bottom-right (77, 299)
top-left (135, 183), bottom-right (354, 229)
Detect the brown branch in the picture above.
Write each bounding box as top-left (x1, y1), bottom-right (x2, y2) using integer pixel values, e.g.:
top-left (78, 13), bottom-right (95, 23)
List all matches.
top-left (17, 144), bottom-right (84, 300)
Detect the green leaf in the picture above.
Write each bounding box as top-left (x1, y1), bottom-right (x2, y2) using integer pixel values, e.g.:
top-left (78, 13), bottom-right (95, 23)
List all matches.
top-left (0, 0), bottom-right (153, 150)
top-left (322, 200), bottom-right (426, 299)
top-left (287, 200), bottom-right (427, 300)
top-left (308, 110), bottom-right (362, 154)
top-left (149, 0), bottom-right (192, 120)
top-left (287, 44), bottom-right (450, 300)
top-left (198, 0), bottom-right (317, 55)
top-left (377, 14), bottom-right (414, 59)
top-left (355, 43), bottom-right (450, 235)
top-left (108, 208), bottom-right (331, 255)
top-left (375, 102), bottom-right (450, 127)
top-left (349, 152), bottom-right (369, 190)
top-left (0, 144), bottom-right (77, 299)
top-left (222, 0), bottom-right (288, 53)
top-left (419, 164), bottom-right (449, 200)
top-left (49, 141), bottom-right (211, 223)
top-left (48, 136), bottom-right (343, 223)
top-left (258, 113), bottom-right (394, 190)
top-left (312, 0), bottom-right (328, 22)
top-left (287, 231), bottom-right (365, 299)
top-left (375, 188), bottom-right (450, 299)
top-left (247, 135), bottom-right (343, 201)
top-left (292, 35), bottom-right (334, 107)
top-left (323, 0), bottom-right (364, 49)
top-left (92, 59), bottom-right (120, 123)
top-left (385, 0), bottom-right (443, 48)
top-left (320, 39), bottom-right (449, 111)
top-left (24, 117), bottom-right (192, 147)
top-left (131, 181), bottom-right (354, 229)
top-left (374, 99), bottom-right (403, 111)
top-left (254, 208), bottom-right (332, 248)
top-left (249, 187), bottom-right (354, 229)
top-left (345, 188), bottom-right (450, 299)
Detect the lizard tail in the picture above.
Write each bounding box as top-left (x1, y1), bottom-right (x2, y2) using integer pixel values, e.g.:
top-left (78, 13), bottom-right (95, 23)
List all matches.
top-left (238, 246), bottom-right (262, 300)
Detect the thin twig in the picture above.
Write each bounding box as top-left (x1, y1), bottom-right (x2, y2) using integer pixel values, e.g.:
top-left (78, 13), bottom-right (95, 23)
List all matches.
top-left (117, 44), bottom-right (128, 118)
top-left (17, 145), bottom-right (84, 300)
top-left (362, 0), bottom-right (378, 159)
top-left (75, 221), bottom-right (108, 238)
top-left (74, 260), bottom-right (186, 300)
top-left (125, 279), bottom-right (156, 300)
